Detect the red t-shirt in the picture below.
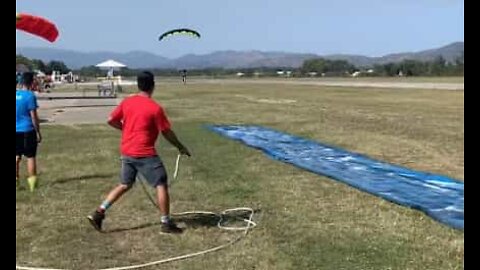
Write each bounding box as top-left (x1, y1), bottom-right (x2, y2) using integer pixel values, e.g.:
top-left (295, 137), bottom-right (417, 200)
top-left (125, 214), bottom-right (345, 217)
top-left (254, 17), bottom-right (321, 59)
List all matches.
top-left (110, 95), bottom-right (171, 157)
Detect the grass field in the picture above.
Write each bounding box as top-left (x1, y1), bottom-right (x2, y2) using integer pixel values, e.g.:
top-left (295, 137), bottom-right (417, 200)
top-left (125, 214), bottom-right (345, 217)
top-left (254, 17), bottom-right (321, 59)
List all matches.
top-left (16, 81), bottom-right (464, 270)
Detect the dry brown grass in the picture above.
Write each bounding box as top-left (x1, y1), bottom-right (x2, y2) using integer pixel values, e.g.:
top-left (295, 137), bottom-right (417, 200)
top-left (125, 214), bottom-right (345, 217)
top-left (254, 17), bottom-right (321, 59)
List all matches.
top-left (16, 81), bottom-right (463, 270)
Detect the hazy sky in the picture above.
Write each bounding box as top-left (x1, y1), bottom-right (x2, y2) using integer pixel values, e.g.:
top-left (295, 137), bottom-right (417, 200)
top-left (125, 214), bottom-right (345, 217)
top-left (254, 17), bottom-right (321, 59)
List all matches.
top-left (16, 0), bottom-right (464, 58)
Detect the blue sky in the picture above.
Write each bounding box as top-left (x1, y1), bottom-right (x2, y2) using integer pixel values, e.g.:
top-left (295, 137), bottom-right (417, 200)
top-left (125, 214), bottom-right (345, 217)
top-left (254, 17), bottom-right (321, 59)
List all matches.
top-left (16, 0), bottom-right (464, 58)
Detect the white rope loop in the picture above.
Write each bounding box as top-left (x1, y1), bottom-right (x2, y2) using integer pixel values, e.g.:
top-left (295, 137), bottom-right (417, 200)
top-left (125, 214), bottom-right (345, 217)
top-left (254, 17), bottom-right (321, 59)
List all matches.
top-left (17, 155), bottom-right (257, 270)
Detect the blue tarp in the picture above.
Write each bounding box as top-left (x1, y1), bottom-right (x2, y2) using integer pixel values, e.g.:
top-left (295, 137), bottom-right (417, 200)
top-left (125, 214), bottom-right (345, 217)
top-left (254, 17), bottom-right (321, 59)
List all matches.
top-left (208, 125), bottom-right (464, 230)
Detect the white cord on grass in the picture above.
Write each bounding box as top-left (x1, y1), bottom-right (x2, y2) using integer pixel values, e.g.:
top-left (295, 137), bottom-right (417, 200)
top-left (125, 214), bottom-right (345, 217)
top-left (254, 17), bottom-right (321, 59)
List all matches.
top-left (17, 155), bottom-right (257, 270)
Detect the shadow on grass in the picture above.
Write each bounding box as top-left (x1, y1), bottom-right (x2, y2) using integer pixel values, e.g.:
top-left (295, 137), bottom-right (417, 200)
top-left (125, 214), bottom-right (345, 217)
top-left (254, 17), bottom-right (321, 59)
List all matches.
top-left (105, 209), bottom-right (261, 234)
top-left (51, 173), bottom-right (116, 186)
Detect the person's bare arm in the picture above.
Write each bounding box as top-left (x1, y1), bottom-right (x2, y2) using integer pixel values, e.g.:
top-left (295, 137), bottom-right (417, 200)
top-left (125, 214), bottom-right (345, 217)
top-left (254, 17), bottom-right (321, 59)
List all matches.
top-left (30, 109), bottom-right (42, 143)
top-left (162, 129), bottom-right (191, 156)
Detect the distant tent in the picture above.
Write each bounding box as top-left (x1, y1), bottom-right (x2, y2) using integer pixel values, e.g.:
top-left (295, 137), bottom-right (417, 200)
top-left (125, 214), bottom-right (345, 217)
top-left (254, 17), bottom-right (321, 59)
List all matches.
top-left (95, 60), bottom-right (127, 78)
top-left (95, 60), bottom-right (127, 69)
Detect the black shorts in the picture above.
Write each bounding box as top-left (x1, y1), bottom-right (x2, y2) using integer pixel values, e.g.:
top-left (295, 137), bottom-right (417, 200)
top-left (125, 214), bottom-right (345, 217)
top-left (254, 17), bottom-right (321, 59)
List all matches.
top-left (16, 131), bottom-right (38, 158)
top-left (121, 156), bottom-right (168, 188)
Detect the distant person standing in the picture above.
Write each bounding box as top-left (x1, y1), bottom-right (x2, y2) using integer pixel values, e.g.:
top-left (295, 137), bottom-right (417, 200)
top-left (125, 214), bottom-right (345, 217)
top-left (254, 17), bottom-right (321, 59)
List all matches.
top-left (181, 69), bottom-right (187, 85)
top-left (16, 72), bottom-right (42, 192)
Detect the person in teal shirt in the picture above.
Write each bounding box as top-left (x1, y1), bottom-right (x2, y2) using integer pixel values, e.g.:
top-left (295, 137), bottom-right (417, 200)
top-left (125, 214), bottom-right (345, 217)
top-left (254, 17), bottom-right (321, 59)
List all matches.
top-left (16, 72), bottom-right (42, 192)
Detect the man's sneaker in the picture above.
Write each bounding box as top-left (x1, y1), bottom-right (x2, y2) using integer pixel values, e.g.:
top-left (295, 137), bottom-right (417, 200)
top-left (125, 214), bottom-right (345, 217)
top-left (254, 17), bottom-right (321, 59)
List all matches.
top-left (161, 221), bottom-right (184, 234)
top-left (87, 211), bottom-right (105, 232)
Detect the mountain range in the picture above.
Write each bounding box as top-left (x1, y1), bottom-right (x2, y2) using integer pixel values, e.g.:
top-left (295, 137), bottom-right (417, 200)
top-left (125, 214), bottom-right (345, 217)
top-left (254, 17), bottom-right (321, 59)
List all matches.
top-left (16, 42), bottom-right (464, 70)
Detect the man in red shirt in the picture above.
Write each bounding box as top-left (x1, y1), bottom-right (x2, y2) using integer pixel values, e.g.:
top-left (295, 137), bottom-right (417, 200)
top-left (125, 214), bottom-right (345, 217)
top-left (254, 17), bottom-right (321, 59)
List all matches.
top-left (88, 71), bottom-right (190, 234)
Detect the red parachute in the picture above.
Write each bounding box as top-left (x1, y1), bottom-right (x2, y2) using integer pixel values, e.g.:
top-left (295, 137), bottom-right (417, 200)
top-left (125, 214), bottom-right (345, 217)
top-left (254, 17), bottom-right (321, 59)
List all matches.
top-left (16, 13), bottom-right (59, 43)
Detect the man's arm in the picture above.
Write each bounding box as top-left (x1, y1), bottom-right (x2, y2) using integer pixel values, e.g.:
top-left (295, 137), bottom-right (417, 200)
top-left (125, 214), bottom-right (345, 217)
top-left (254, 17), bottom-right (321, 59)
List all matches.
top-left (108, 117), bottom-right (123, 131)
top-left (162, 129), bottom-right (191, 156)
top-left (30, 109), bottom-right (42, 143)
top-left (108, 102), bottom-right (124, 131)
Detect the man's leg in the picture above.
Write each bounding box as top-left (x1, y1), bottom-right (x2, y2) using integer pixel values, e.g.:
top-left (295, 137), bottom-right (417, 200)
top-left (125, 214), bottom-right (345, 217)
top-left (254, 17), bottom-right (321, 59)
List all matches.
top-left (26, 157), bottom-right (37, 192)
top-left (156, 184), bottom-right (182, 234)
top-left (142, 157), bottom-right (183, 234)
top-left (16, 156), bottom-right (22, 186)
top-left (88, 184), bottom-right (131, 232)
top-left (27, 157), bottom-right (37, 176)
top-left (156, 185), bottom-right (170, 221)
top-left (16, 132), bottom-right (24, 186)
top-left (25, 131), bottom-right (39, 192)
top-left (100, 184), bottom-right (131, 213)
top-left (88, 157), bottom-right (136, 232)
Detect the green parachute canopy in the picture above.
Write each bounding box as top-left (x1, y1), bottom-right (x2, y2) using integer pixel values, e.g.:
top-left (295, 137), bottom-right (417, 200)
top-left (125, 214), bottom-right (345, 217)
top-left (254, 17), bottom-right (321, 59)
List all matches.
top-left (159, 29), bottom-right (201, 42)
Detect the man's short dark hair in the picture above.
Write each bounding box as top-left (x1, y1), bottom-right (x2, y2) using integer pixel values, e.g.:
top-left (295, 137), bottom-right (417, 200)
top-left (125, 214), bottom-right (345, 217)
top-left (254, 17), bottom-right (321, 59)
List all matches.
top-left (137, 71), bottom-right (155, 92)
top-left (22, 72), bottom-right (35, 87)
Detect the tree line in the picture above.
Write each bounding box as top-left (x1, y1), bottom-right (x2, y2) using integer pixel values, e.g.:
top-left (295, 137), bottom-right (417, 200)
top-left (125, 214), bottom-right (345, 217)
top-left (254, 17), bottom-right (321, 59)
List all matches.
top-left (17, 52), bottom-right (464, 78)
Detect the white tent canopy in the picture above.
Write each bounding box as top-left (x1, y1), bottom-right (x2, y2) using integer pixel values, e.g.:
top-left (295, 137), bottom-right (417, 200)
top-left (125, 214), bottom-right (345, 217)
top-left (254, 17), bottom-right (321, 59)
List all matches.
top-left (95, 59), bottom-right (127, 69)
top-left (95, 60), bottom-right (127, 78)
